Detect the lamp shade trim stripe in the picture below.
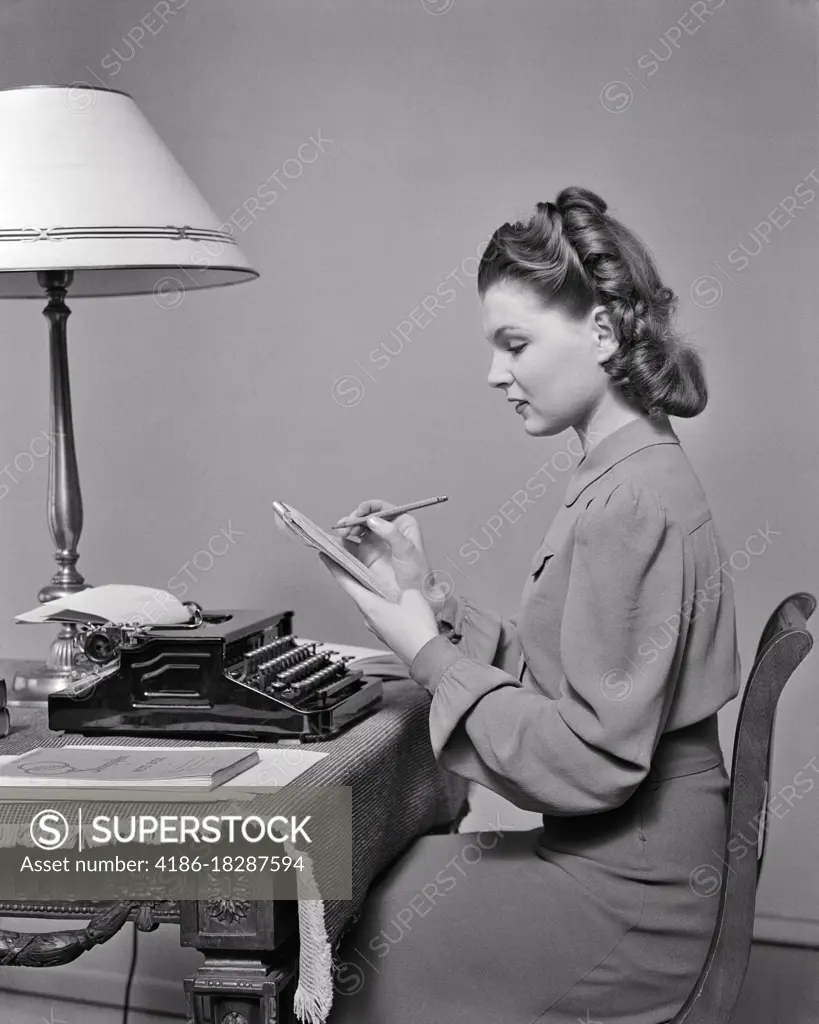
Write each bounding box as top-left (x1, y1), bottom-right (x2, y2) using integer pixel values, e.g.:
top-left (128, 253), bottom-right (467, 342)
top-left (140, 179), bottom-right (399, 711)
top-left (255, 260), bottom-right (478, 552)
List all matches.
top-left (0, 225), bottom-right (238, 245)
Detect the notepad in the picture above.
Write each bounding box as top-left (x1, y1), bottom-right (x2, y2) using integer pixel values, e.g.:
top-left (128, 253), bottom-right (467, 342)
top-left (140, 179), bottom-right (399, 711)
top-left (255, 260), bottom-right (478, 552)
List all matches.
top-left (0, 747), bottom-right (260, 790)
top-left (272, 500), bottom-right (399, 601)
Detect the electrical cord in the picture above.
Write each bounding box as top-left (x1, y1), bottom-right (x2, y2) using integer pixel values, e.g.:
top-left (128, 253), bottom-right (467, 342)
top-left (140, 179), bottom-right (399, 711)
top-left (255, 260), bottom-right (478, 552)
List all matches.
top-left (122, 920), bottom-right (139, 1024)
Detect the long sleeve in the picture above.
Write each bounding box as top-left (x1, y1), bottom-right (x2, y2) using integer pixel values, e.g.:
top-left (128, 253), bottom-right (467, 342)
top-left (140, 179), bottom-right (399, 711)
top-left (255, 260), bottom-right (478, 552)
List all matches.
top-left (435, 591), bottom-right (521, 676)
top-left (409, 483), bottom-right (689, 815)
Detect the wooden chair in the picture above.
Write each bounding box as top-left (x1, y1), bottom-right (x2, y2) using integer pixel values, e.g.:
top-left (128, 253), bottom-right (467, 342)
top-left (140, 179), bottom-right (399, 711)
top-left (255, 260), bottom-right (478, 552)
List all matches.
top-left (669, 591), bottom-right (816, 1023)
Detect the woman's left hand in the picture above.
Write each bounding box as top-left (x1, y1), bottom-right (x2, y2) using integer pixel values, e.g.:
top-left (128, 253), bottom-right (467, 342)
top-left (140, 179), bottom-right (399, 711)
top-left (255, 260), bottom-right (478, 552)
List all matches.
top-left (318, 530), bottom-right (439, 666)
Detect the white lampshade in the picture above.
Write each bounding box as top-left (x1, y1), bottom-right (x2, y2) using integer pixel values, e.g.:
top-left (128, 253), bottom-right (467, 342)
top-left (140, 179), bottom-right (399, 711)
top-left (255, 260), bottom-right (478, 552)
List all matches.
top-left (0, 85), bottom-right (258, 298)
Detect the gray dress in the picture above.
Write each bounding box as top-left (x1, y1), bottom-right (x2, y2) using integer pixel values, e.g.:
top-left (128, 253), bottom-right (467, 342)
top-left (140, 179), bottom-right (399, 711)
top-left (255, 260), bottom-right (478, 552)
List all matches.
top-left (328, 414), bottom-right (741, 1023)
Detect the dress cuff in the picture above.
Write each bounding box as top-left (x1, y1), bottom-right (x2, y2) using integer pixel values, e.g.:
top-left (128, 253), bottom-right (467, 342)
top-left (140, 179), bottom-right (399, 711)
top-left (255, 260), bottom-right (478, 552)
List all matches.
top-left (409, 634), bottom-right (463, 694)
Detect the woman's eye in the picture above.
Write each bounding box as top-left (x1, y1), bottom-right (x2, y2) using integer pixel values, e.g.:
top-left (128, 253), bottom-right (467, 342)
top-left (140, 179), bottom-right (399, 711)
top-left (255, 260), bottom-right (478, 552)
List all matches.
top-left (508, 344), bottom-right (527, 356)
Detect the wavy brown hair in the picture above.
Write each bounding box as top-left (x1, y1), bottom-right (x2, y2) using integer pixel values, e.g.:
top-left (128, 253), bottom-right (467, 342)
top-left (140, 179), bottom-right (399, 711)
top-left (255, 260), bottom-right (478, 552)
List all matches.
top-left (477, 186), bottom-right (707, 419)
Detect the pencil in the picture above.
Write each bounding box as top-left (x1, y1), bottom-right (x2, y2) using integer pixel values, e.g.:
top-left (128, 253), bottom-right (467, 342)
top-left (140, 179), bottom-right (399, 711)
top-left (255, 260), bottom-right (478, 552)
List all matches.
top-left (331, 495), bottom-right (448, 529)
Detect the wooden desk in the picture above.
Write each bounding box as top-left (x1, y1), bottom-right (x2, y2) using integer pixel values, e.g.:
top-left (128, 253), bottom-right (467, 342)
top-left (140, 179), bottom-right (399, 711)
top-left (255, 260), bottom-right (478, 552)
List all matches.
top-left (0, 677), bottom-right (468, 1024)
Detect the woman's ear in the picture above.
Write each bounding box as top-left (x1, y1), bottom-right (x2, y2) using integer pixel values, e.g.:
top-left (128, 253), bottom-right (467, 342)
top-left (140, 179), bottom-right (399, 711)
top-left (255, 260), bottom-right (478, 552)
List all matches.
top-left (591, 305), bottom-right (618, 364)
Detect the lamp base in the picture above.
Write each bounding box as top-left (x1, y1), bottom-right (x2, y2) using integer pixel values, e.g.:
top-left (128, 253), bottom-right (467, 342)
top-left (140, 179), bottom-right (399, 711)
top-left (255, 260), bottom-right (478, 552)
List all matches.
top-left (6, 623), bottom-right (83, 705)
top-left (21, 269), bottom-right (90, 706)
top-left (9, 662), bottom-right (73, 704)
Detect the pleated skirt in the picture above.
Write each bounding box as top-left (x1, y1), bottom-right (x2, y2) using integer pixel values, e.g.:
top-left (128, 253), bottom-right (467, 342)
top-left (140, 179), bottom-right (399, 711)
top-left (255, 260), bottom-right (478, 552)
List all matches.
top-left (327, 716), bottom-right (729, 1024)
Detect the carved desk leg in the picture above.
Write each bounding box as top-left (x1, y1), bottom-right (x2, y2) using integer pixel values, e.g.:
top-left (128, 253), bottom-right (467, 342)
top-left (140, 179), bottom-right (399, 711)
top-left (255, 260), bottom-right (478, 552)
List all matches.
top-left (180, 900), bottom-right (299, 1024)
top-left (183, 953), bottom-right (297, 1024)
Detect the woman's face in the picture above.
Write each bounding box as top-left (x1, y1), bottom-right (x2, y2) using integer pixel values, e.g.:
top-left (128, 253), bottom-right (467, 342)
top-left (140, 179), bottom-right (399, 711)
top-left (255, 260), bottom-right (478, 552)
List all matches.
top-left (481, 278), bottom-right (612, 436)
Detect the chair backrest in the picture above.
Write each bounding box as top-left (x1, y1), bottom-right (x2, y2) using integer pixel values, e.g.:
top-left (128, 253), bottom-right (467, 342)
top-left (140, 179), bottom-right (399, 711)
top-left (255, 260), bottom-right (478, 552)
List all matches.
top-left (670, 591), bottom-right (815, 1024)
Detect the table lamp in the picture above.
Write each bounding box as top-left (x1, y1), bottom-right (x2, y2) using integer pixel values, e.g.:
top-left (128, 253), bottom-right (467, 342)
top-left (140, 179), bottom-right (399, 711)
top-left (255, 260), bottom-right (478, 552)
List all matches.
top-left (0, 84), bottom-right (258, 701)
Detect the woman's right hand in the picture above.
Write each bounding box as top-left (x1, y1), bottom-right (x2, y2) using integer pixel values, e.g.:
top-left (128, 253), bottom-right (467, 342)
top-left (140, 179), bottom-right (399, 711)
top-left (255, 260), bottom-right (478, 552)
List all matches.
top-left (335, 499), bottom-right (450, 618)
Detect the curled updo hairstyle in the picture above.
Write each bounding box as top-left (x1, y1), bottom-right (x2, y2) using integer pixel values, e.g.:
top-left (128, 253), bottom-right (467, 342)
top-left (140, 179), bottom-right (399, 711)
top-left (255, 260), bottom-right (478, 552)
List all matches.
top-left (477, 186), bottom-right (707, 419)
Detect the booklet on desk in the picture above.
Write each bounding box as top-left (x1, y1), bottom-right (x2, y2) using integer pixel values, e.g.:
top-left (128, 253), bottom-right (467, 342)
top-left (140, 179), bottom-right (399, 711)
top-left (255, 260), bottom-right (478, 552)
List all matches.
top-left (0, 746), bottom-right (260, 789)
top-left (272, 500), bottom-right (399, 601)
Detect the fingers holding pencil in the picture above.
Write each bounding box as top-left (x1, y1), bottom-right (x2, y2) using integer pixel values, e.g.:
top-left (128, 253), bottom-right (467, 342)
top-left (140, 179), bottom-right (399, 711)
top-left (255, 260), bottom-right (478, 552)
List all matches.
top-left (334, 498), bottom-right (431, 556)
top-left (335, 499), bottom-right (397, 545)
top-left (332, 495), bottom-right (447, 530)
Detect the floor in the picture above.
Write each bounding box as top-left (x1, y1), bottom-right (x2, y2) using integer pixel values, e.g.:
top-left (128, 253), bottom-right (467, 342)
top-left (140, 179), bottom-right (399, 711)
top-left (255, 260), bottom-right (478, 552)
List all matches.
top-left (0, 990), bottom-right (178, 1024)
top-left (731, 943), bottom-right (819, 1023)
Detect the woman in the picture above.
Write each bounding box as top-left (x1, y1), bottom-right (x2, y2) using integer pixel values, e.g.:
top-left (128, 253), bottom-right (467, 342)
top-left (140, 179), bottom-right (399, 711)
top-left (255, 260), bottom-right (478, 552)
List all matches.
top-left (320, 186), bottom-right (742, 1024)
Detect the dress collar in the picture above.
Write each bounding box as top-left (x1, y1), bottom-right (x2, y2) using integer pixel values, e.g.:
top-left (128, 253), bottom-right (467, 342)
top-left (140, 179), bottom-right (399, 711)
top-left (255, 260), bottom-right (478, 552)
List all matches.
top-left (564, 412), bottom-right (681, 507)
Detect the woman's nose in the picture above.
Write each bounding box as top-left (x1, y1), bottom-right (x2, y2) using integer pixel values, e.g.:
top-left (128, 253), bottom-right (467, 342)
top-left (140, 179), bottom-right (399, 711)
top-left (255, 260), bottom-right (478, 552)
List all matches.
top-left (487, 351), bottom-right (513, 389)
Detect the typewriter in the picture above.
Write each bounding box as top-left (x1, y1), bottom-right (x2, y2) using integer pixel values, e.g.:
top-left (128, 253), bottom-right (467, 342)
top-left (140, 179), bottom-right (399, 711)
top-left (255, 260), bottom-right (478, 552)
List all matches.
top-left (47, 607), bottom-right (383, 742)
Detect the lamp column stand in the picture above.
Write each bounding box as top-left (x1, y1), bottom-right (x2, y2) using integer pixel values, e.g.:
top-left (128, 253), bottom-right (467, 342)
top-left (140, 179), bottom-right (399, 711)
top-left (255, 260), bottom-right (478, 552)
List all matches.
top-left (12, 269), bottom-right (90, 702)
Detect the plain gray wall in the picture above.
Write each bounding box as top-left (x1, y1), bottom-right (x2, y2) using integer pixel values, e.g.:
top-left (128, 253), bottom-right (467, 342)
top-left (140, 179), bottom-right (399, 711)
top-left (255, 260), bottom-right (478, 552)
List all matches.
top-left (0, 0), bottom-right (817, 937)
